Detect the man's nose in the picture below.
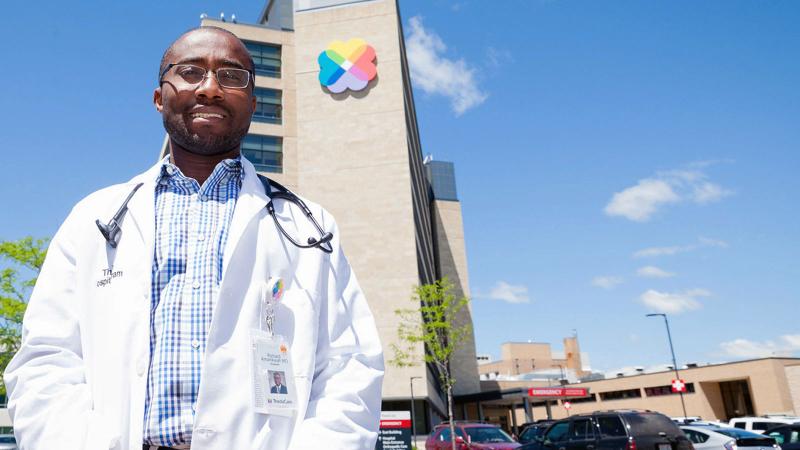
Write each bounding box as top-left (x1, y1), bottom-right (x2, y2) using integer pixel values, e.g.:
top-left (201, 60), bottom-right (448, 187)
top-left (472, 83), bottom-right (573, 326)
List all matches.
top-left (195, 71), bottom-right (225, 100)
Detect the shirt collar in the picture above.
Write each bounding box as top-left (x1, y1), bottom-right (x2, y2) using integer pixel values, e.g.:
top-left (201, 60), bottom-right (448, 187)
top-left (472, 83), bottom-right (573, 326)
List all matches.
top-left (155, 155), bottom-right (244, 185)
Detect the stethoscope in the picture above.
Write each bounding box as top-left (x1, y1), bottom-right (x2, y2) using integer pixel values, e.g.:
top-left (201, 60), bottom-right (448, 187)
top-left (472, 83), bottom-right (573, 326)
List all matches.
top-left (96, 174), bottom-right (333, 253)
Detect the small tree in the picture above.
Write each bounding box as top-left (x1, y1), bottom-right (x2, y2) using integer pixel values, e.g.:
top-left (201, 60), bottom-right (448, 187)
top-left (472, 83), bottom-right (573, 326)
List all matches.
top-left (390, 277), bottom-right (471, 450)
top-left (0, 237), bottom-right (48, 396)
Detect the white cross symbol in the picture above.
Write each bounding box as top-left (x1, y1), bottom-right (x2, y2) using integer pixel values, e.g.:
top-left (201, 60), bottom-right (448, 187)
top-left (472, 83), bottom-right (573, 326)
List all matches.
top-left (672, 379), bottom-right (685, 391)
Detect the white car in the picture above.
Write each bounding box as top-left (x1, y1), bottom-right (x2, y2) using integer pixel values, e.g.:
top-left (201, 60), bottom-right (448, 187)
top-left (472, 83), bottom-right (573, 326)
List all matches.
top-left (0, 434), bottom-right (16, 450)
top-left (730, 417), bottom-right (800, 434)
top-left (682, 426), bottom-right (780, 450)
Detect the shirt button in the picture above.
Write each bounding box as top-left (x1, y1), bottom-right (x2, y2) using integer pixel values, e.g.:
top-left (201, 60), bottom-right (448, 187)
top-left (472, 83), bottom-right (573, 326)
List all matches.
top-left (191, 340), bottom-right (200, 349)
top-left (192, 280), bottom-right (201, 289)
top-left (199, 194), bottom-right (208, 202)
top-left (166, 166), bottom-right (175, 175)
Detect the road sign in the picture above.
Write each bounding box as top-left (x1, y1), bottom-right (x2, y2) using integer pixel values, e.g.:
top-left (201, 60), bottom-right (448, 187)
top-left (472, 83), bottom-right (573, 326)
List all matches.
top-left (528, 387), bottom-right (588, 397)
top-left (563, 401), bottom-right (572, 410)
top-left (671, 379), bottom-right (687, 393)
top-left (376, 411), bottom-right (411, 450)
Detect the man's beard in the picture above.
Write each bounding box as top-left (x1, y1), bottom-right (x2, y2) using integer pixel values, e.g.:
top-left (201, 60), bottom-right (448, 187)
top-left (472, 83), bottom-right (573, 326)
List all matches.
top-left (163, 113), bottom-right (250, 156)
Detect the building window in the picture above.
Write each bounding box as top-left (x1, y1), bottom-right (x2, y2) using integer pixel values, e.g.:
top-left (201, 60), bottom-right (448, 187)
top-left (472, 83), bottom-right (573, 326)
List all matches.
top-left (644, 383), bottom-right (695, 397)
top-left (424, 160), bottom-right (458, 201)
top-left (599, 388), bottom-right (642, 401)
top-left (244, 41), bottom-right (281, 78)
top-left (242, 134), bottom-right (282, 173)
top-left (568, 394), bottom-right (597, 404)
top-left (253, 87), bottom-right (282, 124)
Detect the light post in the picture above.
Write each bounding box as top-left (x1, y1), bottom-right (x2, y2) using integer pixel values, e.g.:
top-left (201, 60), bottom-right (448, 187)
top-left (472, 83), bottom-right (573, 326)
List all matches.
top-left (410, 376), bottom-right (422, 439)
top-left (646, 313), bottom-right (688, 418)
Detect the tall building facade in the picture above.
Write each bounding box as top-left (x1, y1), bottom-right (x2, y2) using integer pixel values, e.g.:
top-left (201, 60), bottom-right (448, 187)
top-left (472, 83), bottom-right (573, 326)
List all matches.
top-left (159, 0), bottom-right (481, 433)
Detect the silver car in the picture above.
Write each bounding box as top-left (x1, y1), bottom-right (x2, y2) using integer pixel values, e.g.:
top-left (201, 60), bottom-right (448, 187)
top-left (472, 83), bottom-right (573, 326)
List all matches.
top-left (682, 425), bottom-right (781, 450)
top-left (0, 434), bottom-right (16, 450)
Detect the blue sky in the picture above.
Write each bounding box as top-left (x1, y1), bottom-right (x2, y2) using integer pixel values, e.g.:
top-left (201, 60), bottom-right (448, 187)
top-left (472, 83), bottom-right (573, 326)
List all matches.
top-left (0, 0), bottom-right (798, 371)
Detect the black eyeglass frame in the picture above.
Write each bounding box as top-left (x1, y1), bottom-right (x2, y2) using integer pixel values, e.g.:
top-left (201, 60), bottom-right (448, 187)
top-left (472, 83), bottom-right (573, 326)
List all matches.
top-left (158, 63), bottom-right (256, 89)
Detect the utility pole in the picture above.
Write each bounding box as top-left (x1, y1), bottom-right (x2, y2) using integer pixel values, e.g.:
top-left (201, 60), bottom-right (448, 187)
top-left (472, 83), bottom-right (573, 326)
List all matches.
top-left (410, 376), bottom-right (422, 439)
top-left (647, 313), bottom-right (688, 418)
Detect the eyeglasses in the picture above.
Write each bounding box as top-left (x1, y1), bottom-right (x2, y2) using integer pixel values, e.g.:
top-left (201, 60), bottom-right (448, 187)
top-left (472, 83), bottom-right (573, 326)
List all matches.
top-left (159, 63), bottom-right (252, 89)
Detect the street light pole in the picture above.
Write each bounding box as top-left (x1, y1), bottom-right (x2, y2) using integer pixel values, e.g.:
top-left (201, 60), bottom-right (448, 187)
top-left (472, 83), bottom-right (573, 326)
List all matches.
top-left (647, 313), bottom-right (688, 418)
top-left (410, 376), bottom-right (422, 439)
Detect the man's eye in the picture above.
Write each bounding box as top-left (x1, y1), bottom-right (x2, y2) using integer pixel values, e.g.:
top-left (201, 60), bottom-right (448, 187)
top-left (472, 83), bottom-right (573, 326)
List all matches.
top-left (220, 70), bottom-right (245, 81)
top-left (177, 67), bottom-right (204, 80)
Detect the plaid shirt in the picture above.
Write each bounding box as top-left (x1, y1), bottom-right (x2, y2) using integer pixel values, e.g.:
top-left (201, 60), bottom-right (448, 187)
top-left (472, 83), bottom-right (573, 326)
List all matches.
top-left (143, 157), bottom-right (243, 446)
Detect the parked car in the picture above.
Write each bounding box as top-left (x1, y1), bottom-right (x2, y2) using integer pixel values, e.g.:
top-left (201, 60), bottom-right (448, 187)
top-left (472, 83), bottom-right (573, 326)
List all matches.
top-left (518, 421), bottom-right (555, 445)
top-left (765, 424), bottom-right (800, 450)
top-left (729, 417), bottom-right (800, 434)
top-left (518, 410), bottom-right (692, 450)
top-left (425, 422), bottom-right (521, 450)
top-left (0, 434), bottom-right (17, 450)
top-left (682, 425), bottom-right (780, 450)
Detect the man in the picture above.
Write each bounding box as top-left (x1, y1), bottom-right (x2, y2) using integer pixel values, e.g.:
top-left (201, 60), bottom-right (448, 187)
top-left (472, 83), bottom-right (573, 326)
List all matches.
top-left (4, 26), bottom-right (384, 450)
top-left (271, 372), bottom-right (288, 395)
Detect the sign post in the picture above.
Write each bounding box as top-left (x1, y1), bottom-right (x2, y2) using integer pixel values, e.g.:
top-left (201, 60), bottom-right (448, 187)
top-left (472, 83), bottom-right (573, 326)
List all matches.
top-left (563, 401), bottom-right (571, 417)
top-left (376, 411), bottom-right (412, 450)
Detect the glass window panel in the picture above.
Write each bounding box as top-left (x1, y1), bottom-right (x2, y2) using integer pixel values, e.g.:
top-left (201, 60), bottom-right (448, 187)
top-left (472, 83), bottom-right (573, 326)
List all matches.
top-left (244, 41), bottom-right (281, 78)
top-left (253, 88), bottom-right (283, 124)
top-left (242, 134), bottom-right (283, 173)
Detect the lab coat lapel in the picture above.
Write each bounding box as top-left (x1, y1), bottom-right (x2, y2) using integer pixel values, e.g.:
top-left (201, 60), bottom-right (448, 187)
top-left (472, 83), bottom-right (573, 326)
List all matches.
top-left (222, 158), bottom-right (269, 277)
top-left (123, 161), bottom-right (161, 250)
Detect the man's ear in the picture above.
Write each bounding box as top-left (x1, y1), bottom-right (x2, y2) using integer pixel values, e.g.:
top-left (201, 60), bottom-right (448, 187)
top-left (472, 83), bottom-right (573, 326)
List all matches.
top-left (154, 87), bottom-right (163, 112)
top-left (251, 93), bottom-right (257, 112)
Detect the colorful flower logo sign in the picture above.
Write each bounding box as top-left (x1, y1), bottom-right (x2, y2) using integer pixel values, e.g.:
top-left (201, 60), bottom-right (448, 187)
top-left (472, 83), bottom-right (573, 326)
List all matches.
top-left (318, 38), bottom-right (377, 93)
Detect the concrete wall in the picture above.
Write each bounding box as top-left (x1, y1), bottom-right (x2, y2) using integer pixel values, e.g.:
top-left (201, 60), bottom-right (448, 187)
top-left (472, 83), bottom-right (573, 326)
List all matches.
top-left (784, 364), bottom-right (800, 415)
top-left (292, 0), bottom-right (430, 401)
top-left (432, 200), bottom-right (480, 395)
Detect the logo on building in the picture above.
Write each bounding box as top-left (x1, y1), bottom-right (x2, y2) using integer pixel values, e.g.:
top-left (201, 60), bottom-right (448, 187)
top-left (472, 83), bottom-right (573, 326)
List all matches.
top-left (317, 38), bottom-right (377, 93)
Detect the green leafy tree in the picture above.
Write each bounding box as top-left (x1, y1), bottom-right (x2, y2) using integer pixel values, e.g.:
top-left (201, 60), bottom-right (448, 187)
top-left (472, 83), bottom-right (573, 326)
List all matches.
top-left (0, 237), bottom-right (48, 396)
top-left (390, 277), bottom-right (471, 450)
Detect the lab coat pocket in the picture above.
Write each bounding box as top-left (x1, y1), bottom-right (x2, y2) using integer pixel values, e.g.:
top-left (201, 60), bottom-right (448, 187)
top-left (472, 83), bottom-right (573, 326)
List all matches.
top-left (275, 289), bottom-right (319, 381)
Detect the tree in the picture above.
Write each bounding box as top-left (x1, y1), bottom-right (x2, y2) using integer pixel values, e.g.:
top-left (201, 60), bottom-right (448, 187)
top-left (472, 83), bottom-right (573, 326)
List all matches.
top-left (390, 277), bottom-right (471, 450)
top-left (0, 237), bottom-right (48, 396)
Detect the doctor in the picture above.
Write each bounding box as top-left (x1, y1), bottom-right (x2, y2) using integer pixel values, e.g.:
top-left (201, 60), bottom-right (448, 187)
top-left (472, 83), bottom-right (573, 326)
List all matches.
top-left (4, 26), bottom-right (384, 450)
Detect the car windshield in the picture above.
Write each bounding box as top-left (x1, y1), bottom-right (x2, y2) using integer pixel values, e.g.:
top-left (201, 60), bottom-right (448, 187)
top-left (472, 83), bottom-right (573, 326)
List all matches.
top-left (466, 427), bottom-right (514, 443)
top-left (715, 428), bottom-right (771, 439)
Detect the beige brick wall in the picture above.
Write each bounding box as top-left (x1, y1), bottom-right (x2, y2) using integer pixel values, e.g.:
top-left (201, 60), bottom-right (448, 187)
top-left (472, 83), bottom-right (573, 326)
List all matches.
top-left (785, 364), bottom-right (800, 415)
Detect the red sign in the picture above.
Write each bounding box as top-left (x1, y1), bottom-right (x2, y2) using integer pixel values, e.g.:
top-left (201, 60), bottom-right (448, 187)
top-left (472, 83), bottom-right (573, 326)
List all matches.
top-left (379, 411), bottom-right (411, 429)
top-left (528, 387), bottom-right (588, 397)
top-left (671, 379), bottom-right (687, 393)
top-left (563, 401), bottom-right (572, 410)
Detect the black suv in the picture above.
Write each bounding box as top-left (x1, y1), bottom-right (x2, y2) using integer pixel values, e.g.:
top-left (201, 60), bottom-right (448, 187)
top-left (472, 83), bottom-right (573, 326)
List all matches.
top-left (518, 410), bottom-right (693, 450)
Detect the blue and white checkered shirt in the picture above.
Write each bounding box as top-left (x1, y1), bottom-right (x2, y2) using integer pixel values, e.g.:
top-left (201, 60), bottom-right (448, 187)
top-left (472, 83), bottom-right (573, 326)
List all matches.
top-left (143, 157), bottom-right (243, 446)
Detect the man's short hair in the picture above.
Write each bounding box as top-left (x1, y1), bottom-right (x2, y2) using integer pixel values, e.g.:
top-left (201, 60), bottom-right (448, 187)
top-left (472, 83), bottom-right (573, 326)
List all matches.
top-left (158, 26), bottom-right (256, 82)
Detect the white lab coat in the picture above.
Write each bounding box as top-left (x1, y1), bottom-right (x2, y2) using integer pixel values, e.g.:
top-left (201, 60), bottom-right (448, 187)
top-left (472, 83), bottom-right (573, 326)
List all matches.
top-left (4, 158), bottom-right (384, 450)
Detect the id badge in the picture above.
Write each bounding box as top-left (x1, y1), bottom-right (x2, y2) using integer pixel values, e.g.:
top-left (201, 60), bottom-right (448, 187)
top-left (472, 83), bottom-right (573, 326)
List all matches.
top-left (250, 277), bottom-right (298, 416)
top-left (250, 330), bottom-right (297, 416)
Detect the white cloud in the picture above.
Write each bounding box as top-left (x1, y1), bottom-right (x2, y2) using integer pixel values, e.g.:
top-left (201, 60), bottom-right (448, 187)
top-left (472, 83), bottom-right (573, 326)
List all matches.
top-left (591, 276), bottom-right (623, 290)
top-left (719, 335), bottom-right (800, 359)
top-left (639, 288), bottom-right (711, 314)
top-left (605, 165), bottom-right (732, 222)
top-left (405, 16), bottom-right (488, 115)
top-left (484, 281), bottom-right (531, 304)
top-left (604, 179), bottom-right (680, 222)
top-left (633, 237), bottom-right (729, 258)
top-left (636, 266), bottom-right (675, 278)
